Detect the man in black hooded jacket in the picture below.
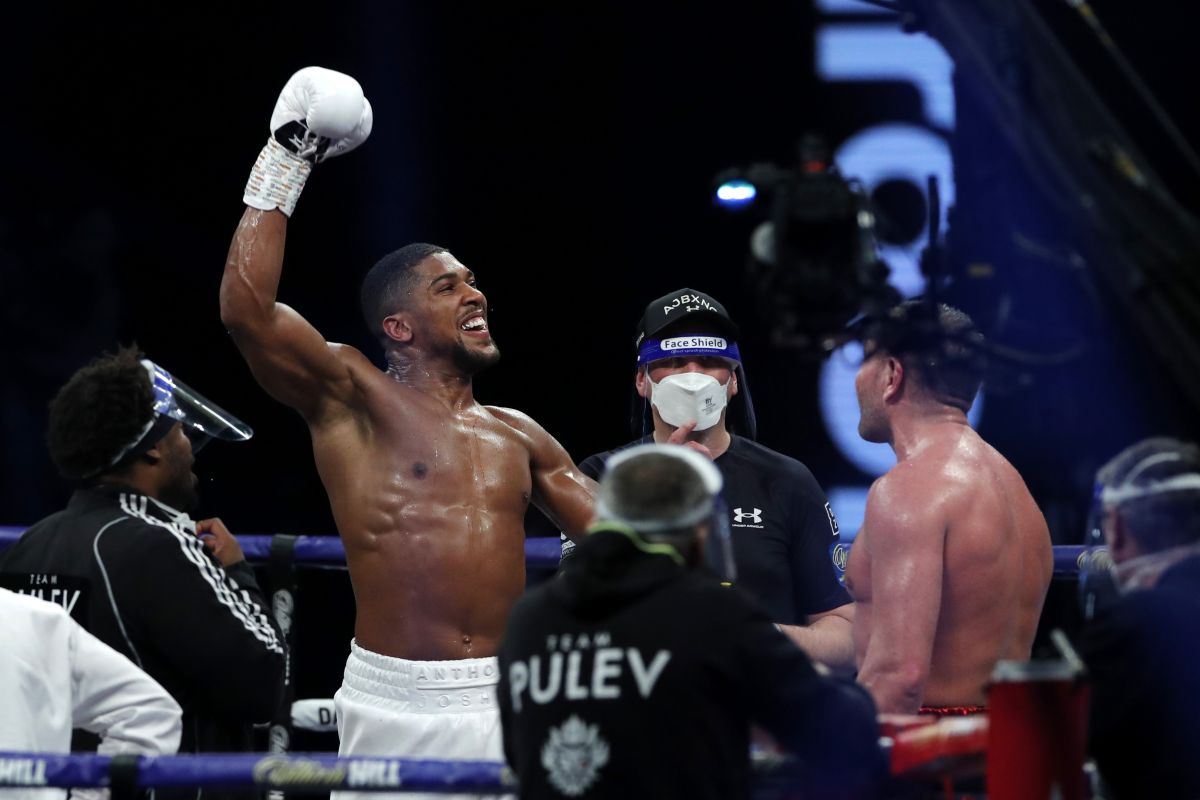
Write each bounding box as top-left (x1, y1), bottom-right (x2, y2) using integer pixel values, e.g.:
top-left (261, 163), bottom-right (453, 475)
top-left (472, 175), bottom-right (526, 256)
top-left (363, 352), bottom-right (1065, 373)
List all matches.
top-left (498, 444), bottom-right (884, 800)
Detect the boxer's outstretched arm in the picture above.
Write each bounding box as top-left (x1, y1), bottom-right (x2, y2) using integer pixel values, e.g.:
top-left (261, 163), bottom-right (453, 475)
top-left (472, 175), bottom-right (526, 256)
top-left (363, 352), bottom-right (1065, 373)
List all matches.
top-left (532, 444), bottom-right (597, 542)
top-left (491, 407), bottom-right (597, 540)
top-left (855, 473), bottom-right (946, 714)
top-left (221, 68), bottom-right (374, 421)
top-left (780, 602), bottom-right (856, 673)
top-left (221, 208), bottom-right (360, 420)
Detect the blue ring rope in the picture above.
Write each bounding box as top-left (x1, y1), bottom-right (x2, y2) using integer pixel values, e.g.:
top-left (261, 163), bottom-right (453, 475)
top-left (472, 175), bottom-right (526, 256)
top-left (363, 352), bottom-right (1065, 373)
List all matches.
top-left (0, 527), bottom-right (1104, 575)
top-left (0, 751), bottom-right (512, 792)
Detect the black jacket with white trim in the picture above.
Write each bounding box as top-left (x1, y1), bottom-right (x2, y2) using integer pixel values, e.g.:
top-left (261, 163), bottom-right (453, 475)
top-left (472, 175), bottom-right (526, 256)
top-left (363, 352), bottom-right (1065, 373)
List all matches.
top-left (0, 484), bottom-right (285, 758)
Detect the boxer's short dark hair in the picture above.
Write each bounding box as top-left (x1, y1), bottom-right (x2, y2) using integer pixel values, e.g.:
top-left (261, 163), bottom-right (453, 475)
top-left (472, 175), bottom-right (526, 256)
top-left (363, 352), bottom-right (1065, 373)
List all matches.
top-left (879, 301), bottom-right (984, 411)
top-left (361, 242), bottom-right (448, 343)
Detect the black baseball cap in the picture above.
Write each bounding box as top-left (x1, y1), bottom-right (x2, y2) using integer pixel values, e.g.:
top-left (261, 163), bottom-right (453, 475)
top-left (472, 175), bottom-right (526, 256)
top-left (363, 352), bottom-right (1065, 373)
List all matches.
top-left (634, 288), bottom-right (740, 348)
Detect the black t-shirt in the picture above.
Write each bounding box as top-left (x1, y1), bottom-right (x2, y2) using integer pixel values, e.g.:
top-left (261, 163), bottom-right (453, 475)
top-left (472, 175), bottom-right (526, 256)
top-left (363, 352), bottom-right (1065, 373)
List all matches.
top-left (568, 435), bottom-right (850, 623)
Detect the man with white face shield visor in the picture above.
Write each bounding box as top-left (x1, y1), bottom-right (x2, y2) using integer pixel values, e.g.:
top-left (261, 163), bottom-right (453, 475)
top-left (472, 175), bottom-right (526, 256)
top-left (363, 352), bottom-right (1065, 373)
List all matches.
top-left (562, 288), bottom-right (857, 673)
top-left (1074, 437), bottom-right (1200, 799)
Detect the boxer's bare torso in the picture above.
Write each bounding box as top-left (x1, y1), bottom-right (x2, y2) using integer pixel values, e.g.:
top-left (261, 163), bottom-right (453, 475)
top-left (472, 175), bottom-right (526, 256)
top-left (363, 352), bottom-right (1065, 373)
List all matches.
top-left (221, 209), bottom-right (595, 660)
top-left (845, 423), bottom-right (1052, 712)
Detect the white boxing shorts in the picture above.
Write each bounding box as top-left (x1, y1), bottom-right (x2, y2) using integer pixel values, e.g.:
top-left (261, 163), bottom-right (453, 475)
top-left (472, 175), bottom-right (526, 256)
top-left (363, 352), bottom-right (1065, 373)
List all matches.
top-left (332, 640), bottom-right (509, 800)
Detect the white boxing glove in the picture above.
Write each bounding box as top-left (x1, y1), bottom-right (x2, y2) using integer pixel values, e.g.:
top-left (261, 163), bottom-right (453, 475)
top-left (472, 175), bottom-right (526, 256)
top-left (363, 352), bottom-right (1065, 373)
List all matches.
top-left (243, 67), bottom-right (374, 217)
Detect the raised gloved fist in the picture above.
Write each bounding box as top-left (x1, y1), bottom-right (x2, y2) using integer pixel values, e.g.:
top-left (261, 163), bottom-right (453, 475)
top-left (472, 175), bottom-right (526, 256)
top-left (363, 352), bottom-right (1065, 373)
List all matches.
top-left (243, 67), bottom-right (372, 216)
top-left (269, 67), bottom-right (373, 163)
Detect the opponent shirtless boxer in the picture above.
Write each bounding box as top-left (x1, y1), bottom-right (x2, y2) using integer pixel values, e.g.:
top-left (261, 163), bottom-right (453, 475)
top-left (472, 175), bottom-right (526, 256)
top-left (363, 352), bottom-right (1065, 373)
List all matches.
top-left (845, 301), bottom-right (1052, 715)
top-left (219, 67), bottom-right (596, 797)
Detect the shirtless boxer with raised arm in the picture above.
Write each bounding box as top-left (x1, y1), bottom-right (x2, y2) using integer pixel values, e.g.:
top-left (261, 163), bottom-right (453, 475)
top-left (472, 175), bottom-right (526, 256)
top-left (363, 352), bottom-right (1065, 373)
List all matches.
top-left (219, 67), bottom-right (596, 797)
top-left (845, 301), bottom-right (1052, 715)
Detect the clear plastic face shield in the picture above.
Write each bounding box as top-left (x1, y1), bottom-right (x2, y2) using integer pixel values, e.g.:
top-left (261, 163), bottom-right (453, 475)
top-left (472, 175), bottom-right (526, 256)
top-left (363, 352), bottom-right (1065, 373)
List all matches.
top-left (704, 492), bottom-right (737, 583)
top-left (595, 444), bottom-right (737, 582)
top-left (141, 359), bottom-right (253, 451)
top-left (1078, 480), bottom-right (1117, 621)
top-left (1080, 451), bottom-right (1200, 615)
top-left (100, 359), bottom-right (253, 475)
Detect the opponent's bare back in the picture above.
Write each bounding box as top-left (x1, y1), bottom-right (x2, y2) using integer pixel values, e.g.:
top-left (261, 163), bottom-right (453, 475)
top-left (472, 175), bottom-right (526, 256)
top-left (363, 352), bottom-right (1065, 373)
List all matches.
top-left (221, 210), bottom-right (595, 660)
top-left (846, 422), bottom-right (1052, 712)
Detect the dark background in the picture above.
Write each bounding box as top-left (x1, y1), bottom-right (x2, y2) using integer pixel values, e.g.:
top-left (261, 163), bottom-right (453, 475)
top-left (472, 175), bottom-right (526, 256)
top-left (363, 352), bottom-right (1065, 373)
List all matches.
top-left (3, 0), bottom-right (1199, 725)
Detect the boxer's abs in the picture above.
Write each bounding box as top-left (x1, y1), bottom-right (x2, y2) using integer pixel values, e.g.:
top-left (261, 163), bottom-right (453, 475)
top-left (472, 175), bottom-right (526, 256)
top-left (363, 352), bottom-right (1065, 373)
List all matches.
top-left (343, 520), bottom-right (527, 660)
top-left (321, 458), bottom-right (533, 661)
top-left (310, 393), bottom-right (538, 659)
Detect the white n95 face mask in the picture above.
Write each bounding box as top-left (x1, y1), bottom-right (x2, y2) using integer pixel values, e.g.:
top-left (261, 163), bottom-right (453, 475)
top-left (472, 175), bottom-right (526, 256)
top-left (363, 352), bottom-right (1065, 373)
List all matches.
top-left (648, 372), bottom-right (729, 431)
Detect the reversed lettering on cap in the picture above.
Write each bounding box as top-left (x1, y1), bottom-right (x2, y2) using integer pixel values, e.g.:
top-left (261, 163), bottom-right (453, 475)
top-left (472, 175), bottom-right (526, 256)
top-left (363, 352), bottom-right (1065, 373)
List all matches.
top-left (660, 336), bottom-right (727, 351)
top-left (663, 294), bottom-right (714, 315)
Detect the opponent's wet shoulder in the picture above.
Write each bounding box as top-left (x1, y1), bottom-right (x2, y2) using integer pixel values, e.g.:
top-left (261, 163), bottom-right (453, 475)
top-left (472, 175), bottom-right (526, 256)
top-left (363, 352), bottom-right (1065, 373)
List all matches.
top-left (869, 458), bottom-right (926, 500)
top-left (870, 450), bottom-right (967, 526)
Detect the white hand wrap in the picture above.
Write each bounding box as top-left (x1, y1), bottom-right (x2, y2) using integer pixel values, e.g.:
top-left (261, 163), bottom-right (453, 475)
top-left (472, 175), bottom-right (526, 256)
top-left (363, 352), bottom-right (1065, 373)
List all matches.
top-left (244, 138), bottom-right (312, 217)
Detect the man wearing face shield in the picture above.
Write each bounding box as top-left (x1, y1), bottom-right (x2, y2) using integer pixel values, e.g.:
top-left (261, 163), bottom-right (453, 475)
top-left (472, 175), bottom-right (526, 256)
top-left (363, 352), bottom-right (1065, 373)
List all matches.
top-left (1075, 437), bottom-right (1200, 799)
top-left (560, 288), bottom-right (855, 672)
top-left (499, 444), bottom-right (885, 799)
top-left (0, 347), bottom-right (284, 793)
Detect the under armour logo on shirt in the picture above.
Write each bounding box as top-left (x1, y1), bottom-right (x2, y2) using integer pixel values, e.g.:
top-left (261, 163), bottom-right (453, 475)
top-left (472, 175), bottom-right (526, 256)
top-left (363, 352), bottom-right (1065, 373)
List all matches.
top-left (733, 508), bottom-right (763, 525)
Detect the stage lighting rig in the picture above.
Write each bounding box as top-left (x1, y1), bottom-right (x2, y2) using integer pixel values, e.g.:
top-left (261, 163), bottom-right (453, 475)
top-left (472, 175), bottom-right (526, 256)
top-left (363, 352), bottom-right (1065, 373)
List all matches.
top-left (714, 134), bottom-right (901, 356)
